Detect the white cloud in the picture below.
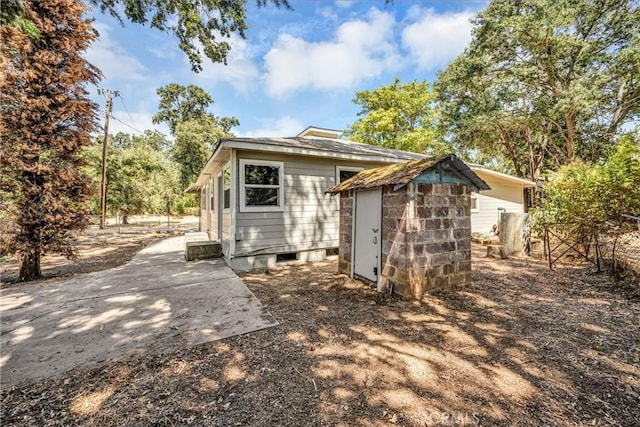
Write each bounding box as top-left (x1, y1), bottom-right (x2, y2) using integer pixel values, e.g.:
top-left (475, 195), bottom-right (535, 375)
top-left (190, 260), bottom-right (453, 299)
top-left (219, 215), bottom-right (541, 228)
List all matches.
top-left (263, 8), bottom-right (399, 96)
top-left (109, 110), bottom-right (170, 136)
top-left (401, 9), bottom-right (474, 71)
top-left (86, 22), bottom-right (146, 82)
top-left (240, 116), bottom-right (304, 137)
top-left (335, 1), bottom-right (354, 9)
top-left (195, 34), bottom-right (260, 94)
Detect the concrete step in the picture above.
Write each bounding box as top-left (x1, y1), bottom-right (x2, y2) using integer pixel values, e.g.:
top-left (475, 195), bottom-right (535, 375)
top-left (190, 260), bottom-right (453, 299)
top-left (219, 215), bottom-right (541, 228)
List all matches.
top-left (184, 233), bottom-right (222, 261)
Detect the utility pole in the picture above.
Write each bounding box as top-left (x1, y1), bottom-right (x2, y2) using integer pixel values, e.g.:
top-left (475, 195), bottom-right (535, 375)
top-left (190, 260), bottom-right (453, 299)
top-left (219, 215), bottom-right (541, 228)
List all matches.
top-left (98, 89), bottom-right (117, 229)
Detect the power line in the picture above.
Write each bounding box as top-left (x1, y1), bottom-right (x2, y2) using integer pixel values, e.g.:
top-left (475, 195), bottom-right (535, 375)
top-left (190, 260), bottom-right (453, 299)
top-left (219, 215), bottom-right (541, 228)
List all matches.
top-left (110, 113), bottom-right (143, 134)
top-left (118, 96), bottom-right (138, 131)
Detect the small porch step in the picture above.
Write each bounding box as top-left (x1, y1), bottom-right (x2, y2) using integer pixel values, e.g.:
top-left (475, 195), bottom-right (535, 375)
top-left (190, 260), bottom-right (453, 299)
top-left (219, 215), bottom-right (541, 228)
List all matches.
top-left (184, 232), bottom-right (222, 261)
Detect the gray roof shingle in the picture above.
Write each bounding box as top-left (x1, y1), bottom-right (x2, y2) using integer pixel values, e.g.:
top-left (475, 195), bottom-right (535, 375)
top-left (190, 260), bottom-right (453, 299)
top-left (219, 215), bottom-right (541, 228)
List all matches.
top-left (227, 137), bottom-right (425, 161)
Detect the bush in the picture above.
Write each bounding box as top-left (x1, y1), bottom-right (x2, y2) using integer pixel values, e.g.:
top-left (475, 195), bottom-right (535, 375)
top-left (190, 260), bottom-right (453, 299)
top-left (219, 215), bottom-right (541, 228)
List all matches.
top-left (533, 135), bottom-right (640, 231)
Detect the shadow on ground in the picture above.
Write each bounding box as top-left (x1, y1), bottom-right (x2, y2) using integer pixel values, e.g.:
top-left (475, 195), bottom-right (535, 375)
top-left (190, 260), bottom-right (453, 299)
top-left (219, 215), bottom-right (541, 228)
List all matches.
top-left (1, 236), bottom-right (276, 388)
top-left (2, 251), bottom-right (639, 426)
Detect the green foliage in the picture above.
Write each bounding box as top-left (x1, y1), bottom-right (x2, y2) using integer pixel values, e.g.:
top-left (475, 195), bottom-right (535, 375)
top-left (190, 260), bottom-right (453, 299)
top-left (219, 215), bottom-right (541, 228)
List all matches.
top-left (88, 0), bottom-right (291, 72)
top-left (0, 0), bottom-right (41, 38)
top-left (345, 78), bottom-right (450, 155)
top-left (172, 116), bottom-right (235, 188)
top-left (437, 0), bottom-right (640, 181)
top-left (153, 83), bottom-right (238, 188)
top-left (153, 84), bottom-right (214, 134)
top-left (86, 131), bottom-right (183, 217)
top-left (534, 133), bottom-right (640, 231)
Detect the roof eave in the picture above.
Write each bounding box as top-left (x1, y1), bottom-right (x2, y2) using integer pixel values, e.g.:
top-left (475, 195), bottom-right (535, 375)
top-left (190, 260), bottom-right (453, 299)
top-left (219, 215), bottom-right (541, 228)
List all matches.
top-left (225, 139), bottom-right (419, 163)
top-left (186, 140), bottom-right (230, 191)
top-left (469, 166), bottom-right (536, 187)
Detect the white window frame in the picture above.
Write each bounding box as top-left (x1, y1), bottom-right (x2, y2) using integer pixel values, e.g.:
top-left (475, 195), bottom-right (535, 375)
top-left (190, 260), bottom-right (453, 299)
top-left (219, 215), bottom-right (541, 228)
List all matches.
top-left (239, 159), bottom-right (284, 212)
top-left (223, 164), bottom-right (231, 211)
top-left (209, 176), bottom-right (215, 213)
top-left (470, 191), bottom-right (480, 213)
top-left (335, 166), bottom-right (363, 210)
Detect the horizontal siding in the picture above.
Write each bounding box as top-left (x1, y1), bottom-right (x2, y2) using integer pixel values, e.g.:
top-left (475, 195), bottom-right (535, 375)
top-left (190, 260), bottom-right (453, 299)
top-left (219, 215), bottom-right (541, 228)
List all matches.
top-left (238, 225), bottom-right (339, 241)
top-left (234, 151), bottom-right (382, 255)
top-left (199, 209), bottom-right (206, 232)
top-left (222, 211), bottom-right (232, 257)
top-left (471, 171), bottom-right (525, 233)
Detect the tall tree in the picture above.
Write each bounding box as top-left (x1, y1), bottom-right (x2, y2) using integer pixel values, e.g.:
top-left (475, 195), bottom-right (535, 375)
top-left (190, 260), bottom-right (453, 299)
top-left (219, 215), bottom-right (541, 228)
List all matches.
top-left (345, 78), bottom-right (449, 155)
top-left (437, 0), bottom-right (640, 181)
top-left (0, 0), bottom-right (101, 281)
top-left (1, 0), bottom-right (291, 72)
top-left (153, 83), bottom-right (215, 133)
top-left (93, 132), bottom-right (180, 223)
top-left (153, 83), bottom-right (238, 187)
top-left (172, 116), bottom-right (236, 188)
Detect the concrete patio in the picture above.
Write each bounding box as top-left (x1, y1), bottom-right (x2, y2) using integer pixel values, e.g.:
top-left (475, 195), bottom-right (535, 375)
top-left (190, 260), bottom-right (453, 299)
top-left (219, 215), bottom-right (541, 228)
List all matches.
top-left (0, 236), bottom-right (278, 388)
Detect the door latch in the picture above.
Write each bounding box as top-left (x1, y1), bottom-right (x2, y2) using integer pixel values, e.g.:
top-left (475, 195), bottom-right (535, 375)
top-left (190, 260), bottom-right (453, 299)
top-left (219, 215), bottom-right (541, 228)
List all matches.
top-left (373, 236), bottom-right (377, 244)
top-left (373, 267), bottom-right (378, 276)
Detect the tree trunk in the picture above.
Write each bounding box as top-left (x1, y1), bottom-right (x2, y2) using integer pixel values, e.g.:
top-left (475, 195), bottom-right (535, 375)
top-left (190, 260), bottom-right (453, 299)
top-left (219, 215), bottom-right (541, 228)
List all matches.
top-left (19, 250), bottom-right (42, 281)
top-left (122, 215), bottom-right (129, 225)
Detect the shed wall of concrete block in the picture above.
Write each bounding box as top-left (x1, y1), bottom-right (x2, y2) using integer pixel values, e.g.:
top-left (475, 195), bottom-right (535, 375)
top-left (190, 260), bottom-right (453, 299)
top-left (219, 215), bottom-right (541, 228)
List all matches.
top-left (338, 191), bottom-right (353, 275)
top-left (380, 182), bottom-right (472, 299)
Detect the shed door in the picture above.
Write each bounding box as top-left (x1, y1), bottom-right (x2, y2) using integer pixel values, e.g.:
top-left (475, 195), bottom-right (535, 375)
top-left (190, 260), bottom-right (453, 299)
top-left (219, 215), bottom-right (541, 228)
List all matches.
top-left (354, 189), bottom-right (382, 283)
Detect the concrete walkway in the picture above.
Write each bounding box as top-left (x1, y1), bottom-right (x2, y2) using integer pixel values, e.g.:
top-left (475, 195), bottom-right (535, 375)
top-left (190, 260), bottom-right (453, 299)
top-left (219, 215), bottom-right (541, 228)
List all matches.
top-left (0, 236), bottom-right (278, 388)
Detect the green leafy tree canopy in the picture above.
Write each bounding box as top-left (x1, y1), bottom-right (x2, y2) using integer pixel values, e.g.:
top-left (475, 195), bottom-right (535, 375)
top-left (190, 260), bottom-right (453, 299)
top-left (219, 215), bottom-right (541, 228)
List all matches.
top-left (85, 131), bottom-right (183, 221)
top-left (152, 83), bottom-right (239, 187)
top-left (173, 116), bottom-right (236, 188)
top-left (90, 0), bottom-right (291, 72)
top-left (437, 0), bottom-right (640, 181)
top-left (1, 1), bottom-right (292, 72)
top-left (345, 78), bottom-right (449, 155)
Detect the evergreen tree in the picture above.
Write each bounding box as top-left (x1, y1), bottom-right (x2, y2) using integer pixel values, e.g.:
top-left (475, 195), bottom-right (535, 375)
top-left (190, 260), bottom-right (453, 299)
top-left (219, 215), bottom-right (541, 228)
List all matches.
top-left (0, 0), bottom-right (101, 281)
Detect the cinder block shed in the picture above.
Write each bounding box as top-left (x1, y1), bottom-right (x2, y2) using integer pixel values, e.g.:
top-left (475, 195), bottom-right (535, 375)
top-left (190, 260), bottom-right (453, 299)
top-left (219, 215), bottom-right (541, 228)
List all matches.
top-left (327, 154), bottom-right (490, 299)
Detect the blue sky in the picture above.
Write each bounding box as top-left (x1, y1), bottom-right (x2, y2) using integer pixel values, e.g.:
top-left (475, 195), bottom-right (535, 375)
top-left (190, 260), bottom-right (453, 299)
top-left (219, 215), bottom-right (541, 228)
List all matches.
top-left (86, 1), bottom-right (488, 138)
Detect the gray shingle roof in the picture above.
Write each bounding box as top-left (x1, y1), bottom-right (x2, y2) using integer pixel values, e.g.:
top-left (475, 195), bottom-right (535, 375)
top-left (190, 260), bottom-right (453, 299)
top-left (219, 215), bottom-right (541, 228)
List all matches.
top-left (227, 137), bottom-right (425, 161)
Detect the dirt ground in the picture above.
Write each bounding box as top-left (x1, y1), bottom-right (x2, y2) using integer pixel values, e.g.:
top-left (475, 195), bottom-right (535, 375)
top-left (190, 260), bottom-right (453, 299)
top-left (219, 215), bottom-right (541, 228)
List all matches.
top-left (2, 241), bottom-right (639, 426)
top-left (1, 215), bottom-right (198, 284)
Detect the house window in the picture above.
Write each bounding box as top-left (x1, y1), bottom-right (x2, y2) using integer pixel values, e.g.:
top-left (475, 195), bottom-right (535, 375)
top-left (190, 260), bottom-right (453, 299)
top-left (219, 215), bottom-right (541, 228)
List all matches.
top-left (223, 166), bottom-right (231, 210)
top-left (239, 159), bottom-right (284, 212)
top-left (210, 178), bottom-right (215, 213)
top-left (335, 166), bottom-right (363, 209)
top-left (201, 188), bottom-right (206, 210)
top-left (470, 191), bottom-right (479, 212)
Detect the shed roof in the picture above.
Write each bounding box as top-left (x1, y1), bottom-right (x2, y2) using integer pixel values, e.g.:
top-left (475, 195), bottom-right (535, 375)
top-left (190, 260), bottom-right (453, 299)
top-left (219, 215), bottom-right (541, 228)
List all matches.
top-left (326, 154), bottom-right (490, 194)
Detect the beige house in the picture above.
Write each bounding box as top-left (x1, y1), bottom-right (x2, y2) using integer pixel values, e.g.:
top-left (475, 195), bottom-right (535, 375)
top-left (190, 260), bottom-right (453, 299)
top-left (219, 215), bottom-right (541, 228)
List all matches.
top-left (467, 166), bottom-right (536, 234)
top-left (189, 127), bottom-right (535, 270)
